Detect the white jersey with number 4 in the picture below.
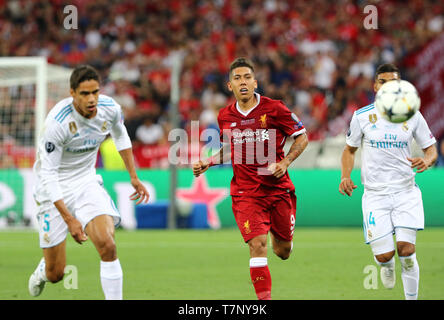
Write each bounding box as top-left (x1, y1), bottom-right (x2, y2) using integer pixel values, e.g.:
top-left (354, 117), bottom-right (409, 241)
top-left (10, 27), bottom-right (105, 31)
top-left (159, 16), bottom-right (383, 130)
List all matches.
top-left (346, 103), bottom-right (436, 194)
top-left (33, 94), bottom-right (132, 204)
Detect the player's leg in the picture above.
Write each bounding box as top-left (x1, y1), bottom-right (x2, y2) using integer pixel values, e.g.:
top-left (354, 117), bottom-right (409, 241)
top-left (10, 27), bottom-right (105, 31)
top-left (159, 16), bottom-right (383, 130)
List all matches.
top-left (396, 228), bottom-right (419, 300)
top-left (29, 204), bottom-right (69, 297)
top-left (363, 191), bottom-right (396, 289)
top-left (269, 192), bottom-right (296, 260)
top-left (270, 233), bottom-right (292, 260)
top-left (85, 214), bottom-right (122, 300)
top-left (247, 234), bottom-right (271, 300)
top-left (392, 186), bottom-right (424, 300)
top-left (370, 233), bottom-right (396, 289)
top-left (232, 196), bottom-right (272, 300)
top-left (29, 240), bottom-right (67, 296)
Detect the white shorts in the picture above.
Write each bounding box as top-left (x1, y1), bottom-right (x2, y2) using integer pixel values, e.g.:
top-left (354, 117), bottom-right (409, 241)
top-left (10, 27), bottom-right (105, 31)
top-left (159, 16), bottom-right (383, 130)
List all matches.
top-left (362, 185), bottom-right (424, 245)
top-left (36, 175), bottom-right (121, 248)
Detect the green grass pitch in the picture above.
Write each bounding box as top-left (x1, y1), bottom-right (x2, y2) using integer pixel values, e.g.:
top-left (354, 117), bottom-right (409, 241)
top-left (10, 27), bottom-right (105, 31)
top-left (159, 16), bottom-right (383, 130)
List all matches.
top-left (0, 227), bottom-right (443, 300)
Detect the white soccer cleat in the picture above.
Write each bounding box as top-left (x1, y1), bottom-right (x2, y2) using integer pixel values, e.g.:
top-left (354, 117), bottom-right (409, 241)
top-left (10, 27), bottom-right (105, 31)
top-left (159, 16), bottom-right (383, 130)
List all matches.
top-left (28, 258), bottom-right (46, 297)
top-left (380, 265), bottom-right (396, 289)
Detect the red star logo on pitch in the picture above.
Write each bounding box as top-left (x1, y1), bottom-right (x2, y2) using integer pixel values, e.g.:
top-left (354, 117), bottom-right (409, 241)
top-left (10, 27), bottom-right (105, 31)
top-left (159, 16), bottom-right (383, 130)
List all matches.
top-left (177, 175), bottom-right (228, 229)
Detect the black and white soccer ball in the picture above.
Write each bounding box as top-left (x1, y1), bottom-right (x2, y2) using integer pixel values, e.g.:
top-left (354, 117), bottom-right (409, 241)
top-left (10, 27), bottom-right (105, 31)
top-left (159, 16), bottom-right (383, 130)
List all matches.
top-left (375, 80), bottom-right (420, 123)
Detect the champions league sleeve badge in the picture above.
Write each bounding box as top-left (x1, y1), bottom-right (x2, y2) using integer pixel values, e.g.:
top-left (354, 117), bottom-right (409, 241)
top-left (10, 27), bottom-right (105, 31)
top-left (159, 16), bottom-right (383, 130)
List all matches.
top-left (45, 142), bottom-right (55, 153)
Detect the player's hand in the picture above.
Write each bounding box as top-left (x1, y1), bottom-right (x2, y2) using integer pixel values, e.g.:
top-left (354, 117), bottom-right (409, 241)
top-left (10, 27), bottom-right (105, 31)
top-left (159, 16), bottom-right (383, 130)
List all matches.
top-left (407, 157), bottom-right (430, 173)
top-left (66, 217), bottom-right (88, 244)
top-left (130, 178), bottom-right (150, 205)
top-left (339, 177), bottom-right (357, 196)
top-left (193, 160), bottom-right (210, 177)
top-left (268, 160), bottom-right (289, 179)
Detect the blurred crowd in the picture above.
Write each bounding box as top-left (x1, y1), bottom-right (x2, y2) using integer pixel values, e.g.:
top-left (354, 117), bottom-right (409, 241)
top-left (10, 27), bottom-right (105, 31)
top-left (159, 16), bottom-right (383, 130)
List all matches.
top-left (0, 0), bottom-right (443, 168)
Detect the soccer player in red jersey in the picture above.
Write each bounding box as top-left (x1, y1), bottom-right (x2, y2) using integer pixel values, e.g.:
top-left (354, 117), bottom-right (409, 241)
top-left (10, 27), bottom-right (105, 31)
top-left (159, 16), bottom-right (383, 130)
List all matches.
top-left (193, 57), bottom-right (308, 300)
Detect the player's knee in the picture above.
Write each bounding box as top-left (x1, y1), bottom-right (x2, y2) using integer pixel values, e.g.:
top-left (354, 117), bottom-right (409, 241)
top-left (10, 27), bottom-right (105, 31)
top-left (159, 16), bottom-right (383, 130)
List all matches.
top-left (397, 242), bottom-right (415, 257)
top-left (46, 265), bottom-right (65, 283)
top-left (375, 250), bottom-right (395, 263)
top-left (248, 237), bottom-right (267, 256)
top-left (97, 238), bottom-right (117, 261)
top-left (273, 246), bottom-right (291, 260)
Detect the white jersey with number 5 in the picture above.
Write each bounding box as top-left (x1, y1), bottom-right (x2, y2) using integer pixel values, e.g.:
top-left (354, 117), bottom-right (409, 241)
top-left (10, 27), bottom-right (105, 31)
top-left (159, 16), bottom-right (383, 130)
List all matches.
top-left (346, 103), bottom-right (436, 194)
top-left (33, 94), bottom-right (132, 204)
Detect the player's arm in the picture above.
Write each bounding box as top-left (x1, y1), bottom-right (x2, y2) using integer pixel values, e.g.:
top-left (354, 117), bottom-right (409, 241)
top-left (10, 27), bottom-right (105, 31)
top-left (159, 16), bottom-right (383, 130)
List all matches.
top-left (339, 112), bottom-right (362, 196)
top-left (409, 113), bottom-right (438, 173)
top-left (192, 143), bottom-right (231, 177)
top-left (268, 132), bottom-right (308, 179)
top-left (407, 143), bottom-right (438, 173)
top-left (339, 144), bottom-right (358, 196)
top-left (110, 103), bottom-right (149, 205)
top-left (119, 148), bottom-right (149, 204)
top-left (54, 200), bottom-right (88, 244)
top-left (39, 121), bottom-right (87, 244)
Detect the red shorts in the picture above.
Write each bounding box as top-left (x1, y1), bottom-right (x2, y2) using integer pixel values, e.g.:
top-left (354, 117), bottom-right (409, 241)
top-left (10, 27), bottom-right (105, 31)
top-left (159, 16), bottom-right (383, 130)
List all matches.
top-left (232, 192), bottom-right (297, 243)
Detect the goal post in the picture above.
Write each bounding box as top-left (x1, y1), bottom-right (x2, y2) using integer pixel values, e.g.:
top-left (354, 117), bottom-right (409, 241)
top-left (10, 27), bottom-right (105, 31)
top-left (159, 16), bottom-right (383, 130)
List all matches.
top-left (0, 57), bottom-right (72, 227)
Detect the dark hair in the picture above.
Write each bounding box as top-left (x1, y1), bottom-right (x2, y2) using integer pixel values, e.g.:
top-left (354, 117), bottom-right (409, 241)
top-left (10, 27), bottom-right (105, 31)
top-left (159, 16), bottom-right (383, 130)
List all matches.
top-left (229, 57), bottom-right (255, 77)
top-left (70, 65), bottom-right (100, 90)
top-left (375, 63), bottom-right (400, 79)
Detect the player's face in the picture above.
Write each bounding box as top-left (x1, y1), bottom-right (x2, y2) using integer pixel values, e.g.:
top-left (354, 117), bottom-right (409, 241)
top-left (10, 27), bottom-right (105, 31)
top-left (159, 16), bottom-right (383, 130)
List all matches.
top-left (227, 67), bottom-right (257, 103)
top-left (70, 80), bottom-right (100, 119)
top-left (374, 72), bottom-right (399, 92)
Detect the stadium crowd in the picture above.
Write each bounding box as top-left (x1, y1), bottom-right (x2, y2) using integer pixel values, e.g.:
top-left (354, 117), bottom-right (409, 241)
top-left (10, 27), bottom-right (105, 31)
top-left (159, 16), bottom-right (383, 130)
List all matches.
top-left (0, 0), bottom-right (443, 168)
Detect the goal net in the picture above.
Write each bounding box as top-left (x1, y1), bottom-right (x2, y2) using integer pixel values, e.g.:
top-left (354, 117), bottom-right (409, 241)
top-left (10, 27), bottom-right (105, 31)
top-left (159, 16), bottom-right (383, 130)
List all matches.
top-left (0, 57), bottom-right (72, 227)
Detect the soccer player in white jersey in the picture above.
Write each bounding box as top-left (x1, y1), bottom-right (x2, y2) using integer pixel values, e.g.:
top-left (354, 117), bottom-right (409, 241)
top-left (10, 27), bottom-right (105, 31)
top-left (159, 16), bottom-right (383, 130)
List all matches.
top-left (339, 64), bottom-right (438, 300)
top-left (28, 65), bottom-right (149, 299)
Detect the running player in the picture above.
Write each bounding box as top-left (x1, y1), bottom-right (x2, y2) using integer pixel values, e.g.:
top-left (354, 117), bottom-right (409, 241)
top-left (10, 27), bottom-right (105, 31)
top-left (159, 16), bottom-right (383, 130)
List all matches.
top-left (193, 57), bottom-right (308, 300)
top-left (339, 63), bottom-right (438, 300)
top-left (28, 65), bottom-right (149, 299)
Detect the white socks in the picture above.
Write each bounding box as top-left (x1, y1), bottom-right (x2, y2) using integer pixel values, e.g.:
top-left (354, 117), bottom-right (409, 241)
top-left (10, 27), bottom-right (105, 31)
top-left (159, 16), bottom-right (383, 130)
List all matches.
top-left (249, 257), bottom-right (268, 268)
top-left (100, 259), bottom-right (123, 300)
top-left (399, 253), bottom-right (419, 300)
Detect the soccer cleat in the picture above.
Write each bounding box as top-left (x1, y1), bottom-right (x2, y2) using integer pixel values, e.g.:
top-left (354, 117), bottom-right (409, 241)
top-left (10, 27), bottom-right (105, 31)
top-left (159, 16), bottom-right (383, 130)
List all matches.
top-left (28, 258), bottom-right (46, 297)
top-left (380, 265), bottom-right (396, 289)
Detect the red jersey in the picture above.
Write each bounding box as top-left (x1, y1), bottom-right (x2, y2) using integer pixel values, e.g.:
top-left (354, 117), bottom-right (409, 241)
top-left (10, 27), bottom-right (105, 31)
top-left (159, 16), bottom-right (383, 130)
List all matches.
top-left (217, 93), bottom-right (306, 197)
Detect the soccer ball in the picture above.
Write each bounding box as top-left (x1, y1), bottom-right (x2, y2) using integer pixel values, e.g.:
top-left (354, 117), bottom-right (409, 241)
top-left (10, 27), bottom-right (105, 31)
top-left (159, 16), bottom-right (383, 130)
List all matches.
top-left (375, 80), bottom-right (420, 123)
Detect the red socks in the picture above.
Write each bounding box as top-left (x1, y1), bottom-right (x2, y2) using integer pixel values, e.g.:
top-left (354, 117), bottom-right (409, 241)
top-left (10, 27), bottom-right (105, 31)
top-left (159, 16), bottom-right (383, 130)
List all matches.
top-left (250, 257), bottom-right (271, 300)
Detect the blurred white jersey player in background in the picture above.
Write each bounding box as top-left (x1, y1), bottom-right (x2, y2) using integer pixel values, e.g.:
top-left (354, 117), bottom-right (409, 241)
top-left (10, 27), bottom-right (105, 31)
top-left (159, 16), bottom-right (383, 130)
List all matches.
top-left (339, 64), bottom-right (438, 300)
top-left (28, 65), bottom-right (149, 299)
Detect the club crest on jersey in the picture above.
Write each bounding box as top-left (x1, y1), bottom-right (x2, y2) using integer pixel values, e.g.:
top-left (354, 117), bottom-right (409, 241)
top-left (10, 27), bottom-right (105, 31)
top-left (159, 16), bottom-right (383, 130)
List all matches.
top-left (69, 121), bottom-right (77, 134)
top-left (369, 114), bottom-right (377, 124)
top-left (402, 122), bottom-right (409, 132)
top-left (101, 121), bottom-right (108, 132)
top-left (259, 114), bottom-right (267, 128)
